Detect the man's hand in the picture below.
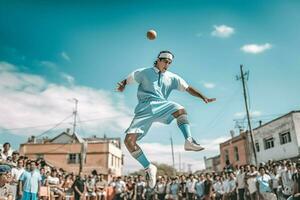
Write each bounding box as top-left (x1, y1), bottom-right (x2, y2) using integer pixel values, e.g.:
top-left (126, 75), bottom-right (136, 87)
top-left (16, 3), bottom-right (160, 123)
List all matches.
top-left (294, 193), bottom-right (300, 197)
top-left (116, 82), bottom-right (126, 92)
top-left (203, 98), bottom-right (216, 103)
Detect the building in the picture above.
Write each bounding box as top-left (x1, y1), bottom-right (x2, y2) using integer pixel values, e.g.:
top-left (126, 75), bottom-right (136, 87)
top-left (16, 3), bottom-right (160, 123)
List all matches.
top-left (219, 132), bottom-right (250, 169)
top-left (19, 129), bottom-right (123, 177)
top-left (253, 110), bottom-right (300, 163)
top-left (204, 155), bottom-right (221, 172)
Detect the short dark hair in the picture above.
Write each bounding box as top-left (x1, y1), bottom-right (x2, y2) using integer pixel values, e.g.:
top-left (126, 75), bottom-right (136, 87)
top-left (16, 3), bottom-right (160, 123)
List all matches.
top-left (259, 166), bottom-right (265, 171)
top-left (3, 142), bottom-right (10, 147)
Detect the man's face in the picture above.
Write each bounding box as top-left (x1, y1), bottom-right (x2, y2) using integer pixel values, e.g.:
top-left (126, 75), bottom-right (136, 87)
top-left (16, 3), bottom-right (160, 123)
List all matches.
top-left (79, 172), bottom-right (84, 179)
top-left (156, 58), bottom-right (172, 73)
top-left (3, 144), bottom-right (10, 151)
top-left (30, 162), bottom-right (36, 171)
top-left (0, 174), bottom-right (8, 185)
top-left (17, 160), bottom-right (23, 168)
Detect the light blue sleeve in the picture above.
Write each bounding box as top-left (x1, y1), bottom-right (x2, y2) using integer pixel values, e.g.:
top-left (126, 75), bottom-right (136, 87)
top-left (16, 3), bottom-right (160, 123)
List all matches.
top-left (173, 74), bottom-right (189, 91)
top-left (126, 68), bottom-right (145, 84)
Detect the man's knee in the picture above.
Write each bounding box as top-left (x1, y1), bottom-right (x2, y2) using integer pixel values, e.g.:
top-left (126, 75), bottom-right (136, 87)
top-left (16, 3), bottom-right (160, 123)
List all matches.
top-left (124, 134), bottom-right (138, 152)
top-left (173, 109), bottom-right (187, 118)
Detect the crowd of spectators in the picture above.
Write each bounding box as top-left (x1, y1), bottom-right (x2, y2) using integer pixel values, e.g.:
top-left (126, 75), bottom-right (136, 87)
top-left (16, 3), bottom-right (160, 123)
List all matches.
top-left (0, 142), bottom-right (108, 200)
top-left (1, 142), bottom-right (300, 200)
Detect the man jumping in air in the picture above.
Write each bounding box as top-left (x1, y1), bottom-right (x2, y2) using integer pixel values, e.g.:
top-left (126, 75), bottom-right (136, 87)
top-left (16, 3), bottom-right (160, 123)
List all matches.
top-left (116, 50), bottom-right (216, 188)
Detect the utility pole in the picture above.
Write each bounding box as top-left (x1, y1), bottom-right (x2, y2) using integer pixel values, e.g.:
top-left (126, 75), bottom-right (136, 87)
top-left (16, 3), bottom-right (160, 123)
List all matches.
top-left (170, 134), bottom-right (176, 175)
top-left (72, 98), bottom-right (78, 134)
top-left (236, 65), bottom-right (257, 165)
top-left (71, 98), bottom-right (86, 173)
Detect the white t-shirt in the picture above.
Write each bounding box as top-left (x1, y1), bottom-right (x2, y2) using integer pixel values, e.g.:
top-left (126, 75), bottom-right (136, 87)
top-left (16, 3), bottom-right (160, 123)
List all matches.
top-left (236, 170), bottom-right (245, 189)
top-left (11, 167), bottom-right (25, 182)
top-left (213, 181), bottom-right (224, 195)
top-left (186, 179), bottom-right (196, 193)
top-left (270, 173), bottom-right (281, 189)
top-left (114, 180), bottom-right (126, 194)
top-left (223, 179), bottom-right (230, 193)
top-left (246, 171), bottom-right (258, 194)
top-left (0, 149), bottom-right (13, 160)
top-left (280, 170), bottom-right (293, 195)
top-left (47, 176), bottom-right (60, 185)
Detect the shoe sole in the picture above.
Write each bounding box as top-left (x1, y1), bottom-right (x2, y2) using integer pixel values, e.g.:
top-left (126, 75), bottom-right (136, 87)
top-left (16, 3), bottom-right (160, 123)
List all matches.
top-left (184, 147), bottom-right (205, 151)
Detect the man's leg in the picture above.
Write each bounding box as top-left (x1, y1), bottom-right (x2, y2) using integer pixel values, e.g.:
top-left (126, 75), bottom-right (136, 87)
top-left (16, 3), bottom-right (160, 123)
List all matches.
top-left (124, 134), bottom-right (150, 168)
top-left (173, 109), bottom-right (204, 151)
top-left (173, 109), bottom-right (191, 140)
top-left (124, 134), bottom-right (157, 188)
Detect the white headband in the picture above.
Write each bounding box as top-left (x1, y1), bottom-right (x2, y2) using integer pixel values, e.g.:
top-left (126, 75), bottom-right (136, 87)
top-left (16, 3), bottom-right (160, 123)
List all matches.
top-left (158, 52), bottom-right (173, 60)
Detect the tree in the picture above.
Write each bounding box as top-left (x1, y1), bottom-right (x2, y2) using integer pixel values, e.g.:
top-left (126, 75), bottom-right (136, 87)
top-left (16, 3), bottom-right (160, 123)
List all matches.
top-left (129, 162), bottom-right (177, 176)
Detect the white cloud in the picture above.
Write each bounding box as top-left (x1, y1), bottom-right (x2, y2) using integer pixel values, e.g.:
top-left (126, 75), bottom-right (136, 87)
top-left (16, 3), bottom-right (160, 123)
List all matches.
top-left (0, 61), bottom-right (132, 138)
top-left (251, 111), bottom-right (262, 117)
top-left (123, 136), bottom-right (229, 173)
top-left (203, 82), bottom-right (216, 89)
top-left (211, 25), bottom-right (235, 38)
top-left (39, 61), bottom-right (58, 69)
top-left (61, 73), bottom-right (75, 85)
top-left (241, 43), bottom-right (272, 54)
top-left (61, 52), bottom-right (71, 62)
top-left (0, 61), bottom-right (16, 71)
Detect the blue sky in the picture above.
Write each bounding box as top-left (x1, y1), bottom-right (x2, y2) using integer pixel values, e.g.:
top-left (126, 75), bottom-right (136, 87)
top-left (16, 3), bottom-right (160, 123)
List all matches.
top-left (0, 0), bottom-right (300, 172)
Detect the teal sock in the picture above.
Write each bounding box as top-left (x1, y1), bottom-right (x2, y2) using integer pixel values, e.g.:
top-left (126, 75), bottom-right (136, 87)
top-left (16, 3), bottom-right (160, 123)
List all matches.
top-left (131, 148), bottom-right (150, 168)
top-left (177, 114), bottom-right (192, 140)
top-left (178, 123), bottom-right (192, 140)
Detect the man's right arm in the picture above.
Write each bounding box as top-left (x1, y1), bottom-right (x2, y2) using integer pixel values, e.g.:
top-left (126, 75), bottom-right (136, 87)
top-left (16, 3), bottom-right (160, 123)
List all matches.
top-left (116, 79), bottom-right (127, 92)
top-left (116, 68), bottom-right (143, 92)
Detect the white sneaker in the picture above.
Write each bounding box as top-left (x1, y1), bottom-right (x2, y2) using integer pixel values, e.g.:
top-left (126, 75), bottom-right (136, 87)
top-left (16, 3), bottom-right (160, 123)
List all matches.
top-left (145, 164), bottom-right (157, 188)
top-left (184, 138), bottom-right (205, 151)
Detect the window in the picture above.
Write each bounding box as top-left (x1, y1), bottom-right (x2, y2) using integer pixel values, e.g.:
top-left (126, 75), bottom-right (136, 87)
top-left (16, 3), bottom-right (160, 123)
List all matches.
top-left (264, 137), bottom-right (274, 150)
top-left (280, 131), bottom-right (291, 144)
top-left (255, 142), bottom-right (260, 152)
top-left (234, 146), bottom-right (239, 161)
top-left (224, 149), bottom-right (229, 162)
top-left (68, 154), bottom-right (79, 164)
top-left (111, 155), bottom-right (114, 166)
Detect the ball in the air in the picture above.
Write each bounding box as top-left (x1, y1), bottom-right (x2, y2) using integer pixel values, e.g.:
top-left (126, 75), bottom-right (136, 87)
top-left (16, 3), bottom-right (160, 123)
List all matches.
top-left (147, 30), bottom-right (157, 40)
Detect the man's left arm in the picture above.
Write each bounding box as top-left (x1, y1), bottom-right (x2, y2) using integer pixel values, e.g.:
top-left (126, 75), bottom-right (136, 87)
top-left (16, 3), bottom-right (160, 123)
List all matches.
top-left (186, 86), bottom-right (216, 103)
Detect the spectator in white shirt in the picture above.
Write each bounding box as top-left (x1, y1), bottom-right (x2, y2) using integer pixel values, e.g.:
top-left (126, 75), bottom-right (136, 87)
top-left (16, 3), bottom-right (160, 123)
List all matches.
top-left (0, 143), bottom-right (13, 161)
top-left (212, 174), bottom-right (224, 200)
top-left (236, 165), bottom-right (246, 200)
top-left (270, 164), bottom-right (281, 198)
top-left (186, 174), bottom-right (196, 200)
top-left (11, 159), bottom-right (24, 184)
top-left (281, 163), bottom-right (294, 199)
top-left (245, 165), bottom-right (258, 200)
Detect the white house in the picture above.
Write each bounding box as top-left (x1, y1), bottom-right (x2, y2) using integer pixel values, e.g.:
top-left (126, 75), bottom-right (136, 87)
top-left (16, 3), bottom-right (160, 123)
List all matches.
top-left (252, 110), bottom-right (300, 163)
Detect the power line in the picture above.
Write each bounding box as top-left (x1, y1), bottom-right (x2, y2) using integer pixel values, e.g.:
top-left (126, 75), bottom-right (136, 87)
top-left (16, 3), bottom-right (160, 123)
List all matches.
top-left (35, 114), bottom-right (74, 138)
top-left (1, 115), bottom-right (126, 132)
top-left (203, 86), bottom-right (241, 131)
